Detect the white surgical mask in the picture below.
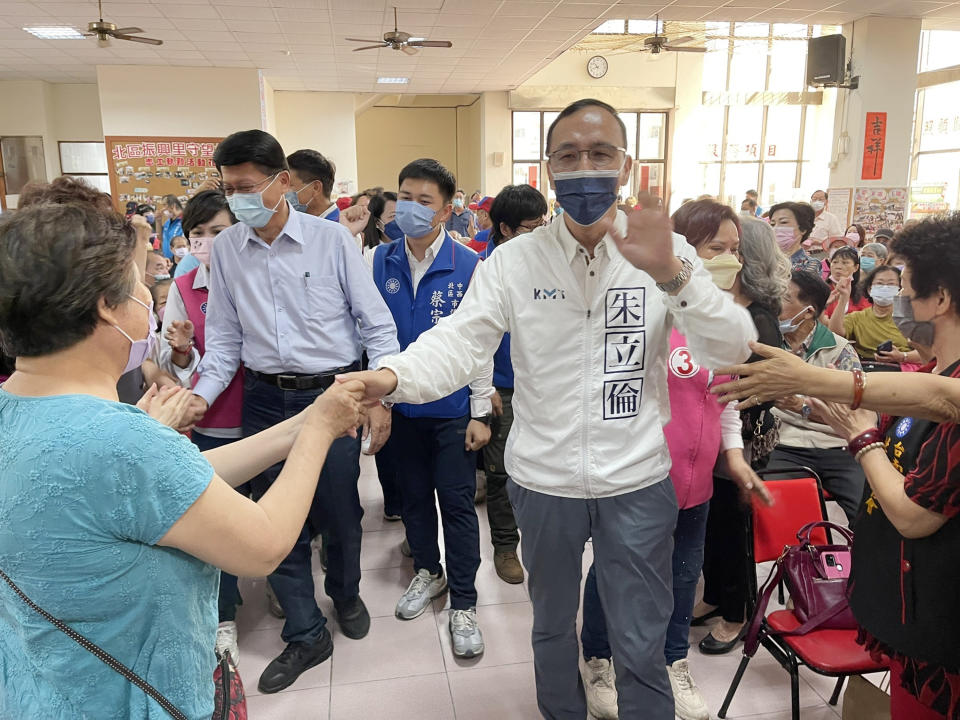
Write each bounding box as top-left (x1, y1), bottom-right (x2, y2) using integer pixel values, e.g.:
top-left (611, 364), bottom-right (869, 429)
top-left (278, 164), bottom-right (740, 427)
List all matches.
top-left (811, 200), bottom-right (825, 212)
top-left (870, 284), bottom-right (899, 306)
top-left (173, 247), bottom-right (188, 259)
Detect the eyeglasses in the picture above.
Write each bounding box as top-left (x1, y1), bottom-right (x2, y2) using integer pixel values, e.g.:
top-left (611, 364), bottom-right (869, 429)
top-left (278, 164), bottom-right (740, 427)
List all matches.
top-left (546, 144), bottom-right (626, 172)
top-left (517, 220), bottom-right (547, 234)
top-left (222, 172), bottom-right (279, 197)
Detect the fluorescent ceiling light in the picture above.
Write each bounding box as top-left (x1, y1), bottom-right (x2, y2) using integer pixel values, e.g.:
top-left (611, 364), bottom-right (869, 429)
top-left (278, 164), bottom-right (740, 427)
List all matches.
top-left (377, 76), bottom-right (409, 84)
top-left (24, 26), bottom-right (85, 40)
top-left (408, 37), bottom-right (425, 42)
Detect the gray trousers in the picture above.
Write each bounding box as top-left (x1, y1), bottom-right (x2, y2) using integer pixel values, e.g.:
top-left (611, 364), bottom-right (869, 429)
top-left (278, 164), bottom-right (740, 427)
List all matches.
top-left (508, 478), bottom-right (678, 720)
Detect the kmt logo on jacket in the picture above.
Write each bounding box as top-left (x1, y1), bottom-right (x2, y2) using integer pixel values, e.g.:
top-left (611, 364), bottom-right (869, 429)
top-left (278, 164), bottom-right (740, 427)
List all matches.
top-left (385, 278), bottom-right (401, 294)
top-left (533, 288), bottom-right (566, 300)
top-left (200, 301), bottom-right (208, 315)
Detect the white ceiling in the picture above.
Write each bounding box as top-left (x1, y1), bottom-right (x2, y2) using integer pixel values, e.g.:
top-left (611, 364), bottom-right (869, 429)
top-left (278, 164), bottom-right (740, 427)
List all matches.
top-left (0, 0), bottom-right (956, 93)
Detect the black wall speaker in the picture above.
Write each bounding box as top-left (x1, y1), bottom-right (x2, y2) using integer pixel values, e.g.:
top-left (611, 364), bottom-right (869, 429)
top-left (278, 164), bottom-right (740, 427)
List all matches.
top-left (806, 34), bottom-right (846, 86)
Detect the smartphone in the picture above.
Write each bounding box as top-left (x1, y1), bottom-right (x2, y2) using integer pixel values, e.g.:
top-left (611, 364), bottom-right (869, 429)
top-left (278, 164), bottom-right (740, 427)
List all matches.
top-left (820, 551), bottom-right (851, 579)
top-left (877, 340), bottom-right (894, 353)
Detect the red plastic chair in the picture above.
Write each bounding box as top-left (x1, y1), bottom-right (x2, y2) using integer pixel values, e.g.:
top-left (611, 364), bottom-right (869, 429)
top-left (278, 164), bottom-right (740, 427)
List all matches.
top-left (718, 467), bottom-right (887, 720)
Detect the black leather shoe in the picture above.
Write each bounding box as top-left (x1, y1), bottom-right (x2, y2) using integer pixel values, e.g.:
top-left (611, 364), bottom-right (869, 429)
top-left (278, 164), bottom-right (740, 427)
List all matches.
top-left (690, 607), bottom-right (722, 627)
top-left (698, 627), bottom-right (745, 655)
top-left (335, 596), bottom-right (371, 640)
top-left (257, 629), bottom-right (333, 694)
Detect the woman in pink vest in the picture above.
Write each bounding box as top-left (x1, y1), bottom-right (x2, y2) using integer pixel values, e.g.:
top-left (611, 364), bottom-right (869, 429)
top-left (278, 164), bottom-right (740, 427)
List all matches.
top-left (157, 190), bottom-right (245, 662)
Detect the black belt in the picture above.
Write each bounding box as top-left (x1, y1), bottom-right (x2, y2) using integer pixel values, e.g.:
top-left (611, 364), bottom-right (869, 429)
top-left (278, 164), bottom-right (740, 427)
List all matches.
top-left (248, 362), bottom-right (361, 391)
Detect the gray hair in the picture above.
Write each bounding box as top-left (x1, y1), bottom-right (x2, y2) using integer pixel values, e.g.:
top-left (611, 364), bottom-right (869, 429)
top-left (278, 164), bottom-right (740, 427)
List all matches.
top-left (738, 217), bottom-right (791, 318)
top-left (860, 242), bottom-right (888, 259)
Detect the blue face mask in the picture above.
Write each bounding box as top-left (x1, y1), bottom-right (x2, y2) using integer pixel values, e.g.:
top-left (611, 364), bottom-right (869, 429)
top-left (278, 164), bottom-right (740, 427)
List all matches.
top-left (551, 168), bottom-right (621, 227)
top-left (382, 219), bottom-right (405, 242)
top-left (227, 173), bottom-right (283, 229)
top-left (284, 184), bottom-right (314, 213)
top-left (394, 200), bottom-right (439, 239)
top-left (859, 256), bottom-right (877, 273)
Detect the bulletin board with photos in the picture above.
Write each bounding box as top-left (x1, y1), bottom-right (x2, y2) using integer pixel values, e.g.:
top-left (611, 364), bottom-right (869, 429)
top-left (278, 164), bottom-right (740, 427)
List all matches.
top-left (105, 136), bottom-right (222, 212)
top-left (851, 187), bottom-right (908, 239)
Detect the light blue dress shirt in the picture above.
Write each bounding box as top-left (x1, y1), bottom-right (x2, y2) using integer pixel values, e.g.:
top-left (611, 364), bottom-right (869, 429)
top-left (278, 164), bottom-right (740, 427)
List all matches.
top-left (194, 203), bottom-right (399, 406)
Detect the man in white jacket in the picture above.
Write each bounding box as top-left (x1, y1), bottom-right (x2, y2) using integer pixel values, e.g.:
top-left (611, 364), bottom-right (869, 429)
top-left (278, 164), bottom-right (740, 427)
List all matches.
top-left (339, 99), bottom-right (756, 719)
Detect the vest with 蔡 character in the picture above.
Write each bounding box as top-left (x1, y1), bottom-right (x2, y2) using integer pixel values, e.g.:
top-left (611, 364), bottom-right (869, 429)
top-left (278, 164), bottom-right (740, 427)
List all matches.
top-left (373, 232), bottom-right (480, 419)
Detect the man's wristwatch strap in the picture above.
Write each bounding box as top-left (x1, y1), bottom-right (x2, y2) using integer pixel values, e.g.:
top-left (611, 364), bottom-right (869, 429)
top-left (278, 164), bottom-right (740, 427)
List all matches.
top-left (655, 257), bottom-right (694, 294)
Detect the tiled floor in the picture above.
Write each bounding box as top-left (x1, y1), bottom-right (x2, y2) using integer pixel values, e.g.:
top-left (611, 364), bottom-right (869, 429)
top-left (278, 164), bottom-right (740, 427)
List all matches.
top-left (236, 457), bottom-right (876, 719)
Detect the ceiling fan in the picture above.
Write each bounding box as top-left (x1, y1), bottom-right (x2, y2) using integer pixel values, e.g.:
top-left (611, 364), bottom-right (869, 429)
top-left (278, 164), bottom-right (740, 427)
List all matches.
top-left (86, 0), bottom-right (163, 47)
top-left (636, 16), bottom-right (704, 54)
top-left (346, 7), bottom-right (452, 55)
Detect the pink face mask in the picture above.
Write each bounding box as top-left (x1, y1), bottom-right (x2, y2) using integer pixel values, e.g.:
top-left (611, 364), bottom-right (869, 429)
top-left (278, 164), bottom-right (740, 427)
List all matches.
top-left (189, 236), bottom-right (214, 267)
top-left (774, 226), bottom-right (797, 252)
top-left (112, 296), bottom-right (157, 374)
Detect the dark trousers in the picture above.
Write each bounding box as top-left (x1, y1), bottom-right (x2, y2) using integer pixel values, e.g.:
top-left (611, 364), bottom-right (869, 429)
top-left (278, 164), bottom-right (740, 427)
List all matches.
top-left (581, 500), bottom-right (710, 665)
top-left (701, 476), bottom-right (750, 624)
top-left (242, 376), bottom-right (363, 644)
top-left (391, 411), bottom-right (480, 610)
top-left (374, 434), bottom-right (403, 519)
top-left (192, 430), bottom-right (248, 623)
top-left (767, 445), bottom-right (865, 523)
top-left (481, 387), bottom-right (520, 552)
top-left (509, 478), bottom-right (677, 720)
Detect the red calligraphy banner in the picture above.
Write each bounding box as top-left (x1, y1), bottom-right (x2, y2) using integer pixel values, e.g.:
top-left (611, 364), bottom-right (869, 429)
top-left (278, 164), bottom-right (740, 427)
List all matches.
top-left (861, 112), bottom-right (887, 181)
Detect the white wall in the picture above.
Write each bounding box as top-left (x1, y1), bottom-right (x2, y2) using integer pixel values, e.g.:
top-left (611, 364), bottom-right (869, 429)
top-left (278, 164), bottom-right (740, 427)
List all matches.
top-left (0, 80), bottom-right (104, 207)
top-left (829, 17), bottom-right (922, 188)
top-left (480, 91), bottom-right (512, 194)
top-left (97, 66), bottom-right (262, 137)
top-left (274, 91), bottom-right (358, 196)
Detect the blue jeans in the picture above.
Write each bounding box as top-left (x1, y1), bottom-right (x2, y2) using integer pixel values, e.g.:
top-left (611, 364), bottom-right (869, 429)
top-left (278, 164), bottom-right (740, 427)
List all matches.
top-left (242, 376), bottom-right (363, 644)
top-left (390, 412), bottom-right (480, 609)
top-left (191, 430), bottom-right (248, 623)
top-left (581, 500), bottom-right (710, 665)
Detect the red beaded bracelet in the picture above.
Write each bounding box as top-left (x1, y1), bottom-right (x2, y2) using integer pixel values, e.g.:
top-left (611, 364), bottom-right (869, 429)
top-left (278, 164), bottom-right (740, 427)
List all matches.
top-left (847, 427), bottom-right (882, 458)
top-left (850, 368), bottom-right (866, 410)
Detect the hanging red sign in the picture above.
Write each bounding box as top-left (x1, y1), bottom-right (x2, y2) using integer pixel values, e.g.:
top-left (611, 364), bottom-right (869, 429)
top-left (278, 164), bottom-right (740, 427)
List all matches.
top-left (861, 112), bottom-right (887, 181)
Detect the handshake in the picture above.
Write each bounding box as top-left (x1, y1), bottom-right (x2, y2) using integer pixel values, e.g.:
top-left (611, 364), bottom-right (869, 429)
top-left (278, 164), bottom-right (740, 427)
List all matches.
top-left (139, 367), bottom-right (402, 447)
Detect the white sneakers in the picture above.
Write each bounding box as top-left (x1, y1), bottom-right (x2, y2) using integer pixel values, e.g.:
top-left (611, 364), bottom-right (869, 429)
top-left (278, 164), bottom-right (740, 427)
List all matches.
top-left (667, 659), bottom-right (710, 720)
top-left (582, 656), bottom-right (619, 720)
top-left (449, 607), bottom-right (485, 658)
top-left (395, 568), bottom-right (448, 620)
top-left (215, 620), bottom-right (239, 664)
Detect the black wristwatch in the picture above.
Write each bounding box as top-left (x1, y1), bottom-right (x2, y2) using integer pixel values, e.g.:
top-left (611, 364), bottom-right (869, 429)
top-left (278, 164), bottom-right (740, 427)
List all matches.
top-left (473, 414), bottom-right (493, 426)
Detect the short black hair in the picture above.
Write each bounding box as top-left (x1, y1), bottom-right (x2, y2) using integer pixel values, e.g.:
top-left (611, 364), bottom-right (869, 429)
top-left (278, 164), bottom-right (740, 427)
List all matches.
top-left (489, 185), bottom-right (548, 242)
top-left (398, 158), bottom-right (456, 204)
top-left (0, 203), bottom-right (137, 357)
top-left (286, 149), bottom-right (336, 199)
top-left (790, 270), bottom-right (831, 318)
top-left (891, 212), bottom-right (960, 312)
top-left (830, 246), bottom-right (863, 303)
top-left (741, 198), bottom-right (757, 210)
top-left (182, 190), bottom-right (235, 239)
top-left (769, 201), bottom-right (816, 242)
top-left (546, 98), bottom-right (628, 154)
top-left (862, 264), bottom-right (901, 303)
top-left (214, 129), bottom-right (287, 175)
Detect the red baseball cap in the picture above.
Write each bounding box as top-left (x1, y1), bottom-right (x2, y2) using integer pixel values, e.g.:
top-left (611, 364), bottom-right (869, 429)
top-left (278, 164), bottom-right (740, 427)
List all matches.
top-left (477, 196), bottom-right (493, 212)
top-left (468, 202), bottom-right (479, 212)
top-left (336, 196), bottom-right (353, 211)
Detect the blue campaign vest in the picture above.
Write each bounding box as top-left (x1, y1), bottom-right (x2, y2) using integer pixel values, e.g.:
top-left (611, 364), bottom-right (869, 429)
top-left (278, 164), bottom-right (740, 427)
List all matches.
top-left (373, 232), bottom-right (480, 418)
top-left (480, 241), bottom-right (513, 389)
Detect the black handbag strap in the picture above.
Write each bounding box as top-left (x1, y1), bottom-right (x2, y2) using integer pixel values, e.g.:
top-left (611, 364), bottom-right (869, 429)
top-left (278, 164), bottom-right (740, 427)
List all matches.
top-left (0, 568), bottom-right (187, 720)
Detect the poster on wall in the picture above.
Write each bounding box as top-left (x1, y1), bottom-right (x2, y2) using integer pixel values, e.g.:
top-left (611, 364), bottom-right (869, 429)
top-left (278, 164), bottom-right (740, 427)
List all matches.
top-left (105, 136), bottom-right (222, 212)
top-left (910, 184), bottom-right (950, 220)
top-left (851, 187), bottom-right (907, 238)
top-left (826, 187), bottom-right (853, 228)
top-left (861, 112), bottom-right (887, 181)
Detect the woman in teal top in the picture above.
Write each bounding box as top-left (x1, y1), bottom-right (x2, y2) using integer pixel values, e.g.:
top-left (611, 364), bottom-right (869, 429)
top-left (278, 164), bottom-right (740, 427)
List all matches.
top-left (0, 199), bottom-right (366, 719)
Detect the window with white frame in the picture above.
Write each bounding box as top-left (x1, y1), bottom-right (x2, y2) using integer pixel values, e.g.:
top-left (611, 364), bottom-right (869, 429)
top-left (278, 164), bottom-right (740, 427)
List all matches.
top-left (59, 141), bottom-right (109, 193)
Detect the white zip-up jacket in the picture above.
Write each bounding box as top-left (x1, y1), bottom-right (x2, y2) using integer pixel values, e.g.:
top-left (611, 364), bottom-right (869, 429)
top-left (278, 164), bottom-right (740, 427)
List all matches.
top-left (382, 211), bottom-right (757, 498)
